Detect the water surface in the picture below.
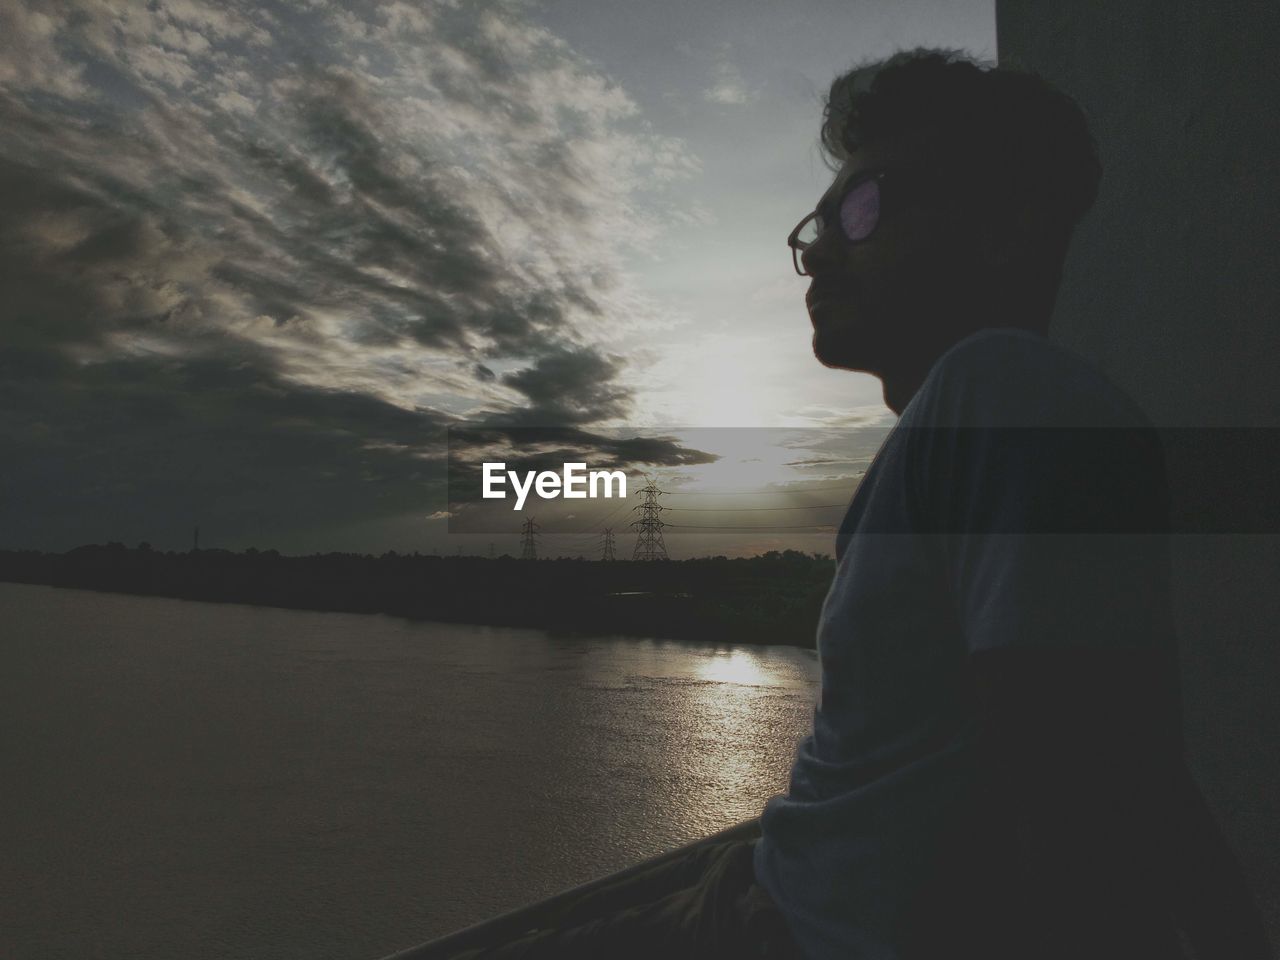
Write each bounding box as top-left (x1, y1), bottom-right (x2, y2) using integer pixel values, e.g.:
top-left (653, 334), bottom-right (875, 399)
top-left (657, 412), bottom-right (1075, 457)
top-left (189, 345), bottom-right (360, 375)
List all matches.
top-left (0, 583), bottom-right (818, 959)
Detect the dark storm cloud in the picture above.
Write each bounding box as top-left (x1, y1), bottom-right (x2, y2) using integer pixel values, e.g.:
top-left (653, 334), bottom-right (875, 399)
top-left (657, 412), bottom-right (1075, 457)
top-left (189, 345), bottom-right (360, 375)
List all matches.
top-left (0, 143), bottom-right (209, 362)
top-left (0, 340), bottom-right (452, 550)
top-left (500, 345), bottom-right (631, 424)
top-left (449, 425), bottom-right (717, 472)
top-left (0, 336), bottom-right (455, 550)
top-left (0, 0), bottom-right (699, 550)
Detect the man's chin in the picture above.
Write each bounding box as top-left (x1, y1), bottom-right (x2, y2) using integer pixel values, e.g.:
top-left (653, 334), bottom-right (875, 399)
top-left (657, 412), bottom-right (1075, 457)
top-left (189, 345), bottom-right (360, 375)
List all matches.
top-left (812, 326), bottom-right (872, 372)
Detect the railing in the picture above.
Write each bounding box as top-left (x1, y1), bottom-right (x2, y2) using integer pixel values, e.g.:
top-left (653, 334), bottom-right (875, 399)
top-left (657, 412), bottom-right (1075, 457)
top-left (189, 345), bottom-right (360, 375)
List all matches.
top-left (378, 818), bottom-right (762, 959)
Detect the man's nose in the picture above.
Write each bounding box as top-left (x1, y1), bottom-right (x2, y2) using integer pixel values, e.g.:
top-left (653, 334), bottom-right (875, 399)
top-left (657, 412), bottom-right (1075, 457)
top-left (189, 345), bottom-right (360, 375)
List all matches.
top-left (800, 228), bottom-right (839, 277)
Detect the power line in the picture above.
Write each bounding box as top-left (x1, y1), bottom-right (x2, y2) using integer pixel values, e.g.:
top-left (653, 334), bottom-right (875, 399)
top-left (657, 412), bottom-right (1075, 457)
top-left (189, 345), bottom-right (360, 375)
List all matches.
top-left (544, 505), bottom-right (837, 538)
top-left (551, 497), bottom-right (637, 535)
top-left (663, 481), bottom-right (861, 496)
top-left (556, 532), bottom-right (608, 543)
top-left (555, 514), bottom-right (629, 540)
top-left (555, 539), bottom-right (609, 552)
top-left (664, 522), bottom-right (837, 531)
top-left (500, 478), bottom-right (863, 540)
top-left (665, 503), bottom-right (848, 512)
top-left (541, 487), bottom-right (860, 531)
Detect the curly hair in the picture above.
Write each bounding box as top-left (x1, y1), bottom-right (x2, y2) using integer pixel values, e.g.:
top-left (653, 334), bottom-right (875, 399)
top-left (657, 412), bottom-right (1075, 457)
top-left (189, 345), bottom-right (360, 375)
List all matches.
top-left (820, 48), bottom-right (1102, 249)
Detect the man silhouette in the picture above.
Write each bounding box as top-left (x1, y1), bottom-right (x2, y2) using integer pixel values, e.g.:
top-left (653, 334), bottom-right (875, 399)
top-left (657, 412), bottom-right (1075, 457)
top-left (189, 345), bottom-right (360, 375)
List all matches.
top-left (447, 48), bottom-right (1269, 960)
top-left (755, 47), bottom-right (1271, 960)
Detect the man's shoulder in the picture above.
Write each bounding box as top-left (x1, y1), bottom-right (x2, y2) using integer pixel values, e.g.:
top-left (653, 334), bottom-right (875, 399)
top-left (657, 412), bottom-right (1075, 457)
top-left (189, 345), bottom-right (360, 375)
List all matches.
top-left (906, 327), bottom-right (1153, 430)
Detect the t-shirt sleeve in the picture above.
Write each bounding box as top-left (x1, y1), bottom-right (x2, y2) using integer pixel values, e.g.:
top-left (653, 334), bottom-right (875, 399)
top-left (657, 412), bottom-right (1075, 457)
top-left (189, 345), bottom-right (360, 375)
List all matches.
top-left (905, 334), bottom-right (1174, 654)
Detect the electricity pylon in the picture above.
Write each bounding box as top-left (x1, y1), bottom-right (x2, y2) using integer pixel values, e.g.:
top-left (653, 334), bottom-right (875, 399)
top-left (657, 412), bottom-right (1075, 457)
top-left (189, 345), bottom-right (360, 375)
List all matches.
top-left (630, 477), bottom-right (668, 561)
top-left (520, 516), bottom-right (539, 560)
top-left (601, 527), bottom-right (616, 562)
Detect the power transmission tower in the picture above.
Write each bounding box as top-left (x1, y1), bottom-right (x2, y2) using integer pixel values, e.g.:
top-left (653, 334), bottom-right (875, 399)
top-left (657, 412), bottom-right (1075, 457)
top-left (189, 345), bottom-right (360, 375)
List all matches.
top-left (601, 527), bottom-right (616, 562)
top-left (631, 478), bottom-right (668, 561)
top-left (520, 516), bottom-right (540, 560)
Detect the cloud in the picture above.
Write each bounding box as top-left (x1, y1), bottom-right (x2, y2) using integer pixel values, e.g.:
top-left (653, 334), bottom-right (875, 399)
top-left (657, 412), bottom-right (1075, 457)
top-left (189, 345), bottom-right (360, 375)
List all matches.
top-left (0, 0), bottom-right (702, 550)
top-left (499, 345), bottom-right (631, 424)
top-left (450, 425), bottom-right (718, 471)
top-left (0, 342), bottom-right (455, 551)
top-left (703, 44), bottom-right (757, 106)
top-left (0, 4), bottom-right (89, 98)
top-left (786, 405), bottom-right (896, 429)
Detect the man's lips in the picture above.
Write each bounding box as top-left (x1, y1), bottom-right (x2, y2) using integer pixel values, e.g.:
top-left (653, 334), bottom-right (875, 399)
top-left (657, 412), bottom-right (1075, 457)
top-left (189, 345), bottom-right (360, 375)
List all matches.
top-left (806, 284), bottom-right (853, 308)
top-left (806, 286), bottom-right (855, 319)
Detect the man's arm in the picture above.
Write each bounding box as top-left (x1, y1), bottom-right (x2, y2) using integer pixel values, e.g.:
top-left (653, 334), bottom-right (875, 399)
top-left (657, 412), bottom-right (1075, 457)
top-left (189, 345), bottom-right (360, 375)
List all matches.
top-left (908, 337), bottom-right (1270, 957)
top-left (970, 644), bottom-right (1272, 959)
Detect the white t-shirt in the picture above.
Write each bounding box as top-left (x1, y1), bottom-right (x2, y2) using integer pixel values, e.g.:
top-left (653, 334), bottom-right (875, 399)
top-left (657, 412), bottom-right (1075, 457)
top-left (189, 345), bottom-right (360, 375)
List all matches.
top-left (753, 327), bottom-right (1176, 959)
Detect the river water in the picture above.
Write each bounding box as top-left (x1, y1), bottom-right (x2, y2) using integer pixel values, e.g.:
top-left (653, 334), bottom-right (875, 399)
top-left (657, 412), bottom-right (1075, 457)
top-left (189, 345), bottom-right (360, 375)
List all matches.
top-left (0, 582), bottom-right (819, 959)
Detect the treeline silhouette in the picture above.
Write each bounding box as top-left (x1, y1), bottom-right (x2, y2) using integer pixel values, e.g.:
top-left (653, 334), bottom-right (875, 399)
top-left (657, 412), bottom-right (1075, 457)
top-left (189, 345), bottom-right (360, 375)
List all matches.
top-left (0, 543), bottom-right (835, 647)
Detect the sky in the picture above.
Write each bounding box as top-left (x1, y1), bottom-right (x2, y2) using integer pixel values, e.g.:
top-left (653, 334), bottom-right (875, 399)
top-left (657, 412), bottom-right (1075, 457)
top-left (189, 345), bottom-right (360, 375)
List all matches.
top-left (0, 0), bottom-right (994, 558)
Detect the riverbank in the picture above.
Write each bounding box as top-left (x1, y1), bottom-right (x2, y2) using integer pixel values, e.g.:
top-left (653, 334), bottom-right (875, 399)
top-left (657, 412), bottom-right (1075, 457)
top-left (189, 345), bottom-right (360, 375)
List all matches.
top-left (0, 545), bottom-right (831, 647)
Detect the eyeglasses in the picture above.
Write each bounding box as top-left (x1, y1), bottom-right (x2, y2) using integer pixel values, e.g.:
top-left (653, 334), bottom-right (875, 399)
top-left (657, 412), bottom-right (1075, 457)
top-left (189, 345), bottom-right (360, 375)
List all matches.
top-left (787, 170), bottom-right (888, 277)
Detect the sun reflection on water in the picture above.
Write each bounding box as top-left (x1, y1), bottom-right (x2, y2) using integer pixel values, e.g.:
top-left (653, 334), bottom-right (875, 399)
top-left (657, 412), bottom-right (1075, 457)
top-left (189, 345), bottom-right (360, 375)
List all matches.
top-left (660, 648), bottom-right (808, 834)
top-left (571, 639), bottom-right (818, 842)
top-left (694, 648), bottom-right (772, 686)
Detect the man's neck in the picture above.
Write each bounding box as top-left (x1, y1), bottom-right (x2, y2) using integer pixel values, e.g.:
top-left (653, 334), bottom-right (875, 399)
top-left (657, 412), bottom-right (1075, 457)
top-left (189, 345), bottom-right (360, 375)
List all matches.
top-left (879, 322), bottom-right (1048, 416)
top-left (882, 368), bottom-right (929, 416)
top-left (879, 334), bottom-right (958, 416)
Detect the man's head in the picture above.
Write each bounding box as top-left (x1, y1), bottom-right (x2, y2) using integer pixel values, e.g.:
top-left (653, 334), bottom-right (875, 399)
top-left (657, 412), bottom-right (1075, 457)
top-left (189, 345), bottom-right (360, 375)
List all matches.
top-left (792, 49), bottom-right (1101, 392)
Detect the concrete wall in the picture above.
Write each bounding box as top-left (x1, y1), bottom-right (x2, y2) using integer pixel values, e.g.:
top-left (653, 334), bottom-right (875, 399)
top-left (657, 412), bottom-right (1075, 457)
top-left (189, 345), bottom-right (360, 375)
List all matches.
top-left (997, 0), bottom-right (1278, 939)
